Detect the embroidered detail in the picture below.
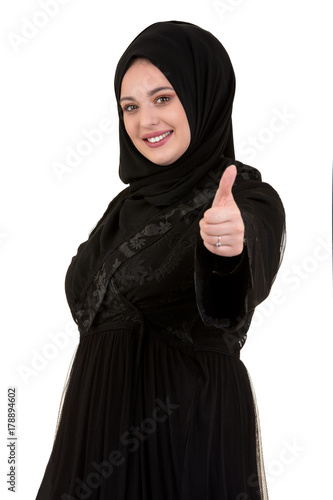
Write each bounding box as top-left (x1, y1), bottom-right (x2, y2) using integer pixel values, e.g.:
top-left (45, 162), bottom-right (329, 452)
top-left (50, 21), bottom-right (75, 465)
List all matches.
top-left (73, 188), bottom-right (235, 335)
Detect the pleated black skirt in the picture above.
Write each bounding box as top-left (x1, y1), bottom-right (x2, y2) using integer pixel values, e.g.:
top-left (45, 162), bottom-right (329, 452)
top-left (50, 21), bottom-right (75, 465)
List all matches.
top-left (36, 325), bottom-right (268, 499)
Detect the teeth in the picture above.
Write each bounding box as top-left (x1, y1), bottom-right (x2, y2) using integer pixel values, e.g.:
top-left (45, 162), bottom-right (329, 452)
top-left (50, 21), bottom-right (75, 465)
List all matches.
top-left (146, 131), bottom-right (171, 143)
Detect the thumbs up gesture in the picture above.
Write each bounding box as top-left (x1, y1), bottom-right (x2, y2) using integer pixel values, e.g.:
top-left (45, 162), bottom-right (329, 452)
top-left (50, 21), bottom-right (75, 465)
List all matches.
top-left (199, 165), bottom-right (245, 257)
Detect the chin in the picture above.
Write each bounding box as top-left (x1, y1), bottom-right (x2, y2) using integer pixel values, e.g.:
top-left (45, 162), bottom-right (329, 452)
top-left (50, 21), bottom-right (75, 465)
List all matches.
top-left (153, 158), bottom-right (173, 166)
top-left (146, 154), bottom-right (176, 166)
top-left (153, 159), bottom-right (176, 166)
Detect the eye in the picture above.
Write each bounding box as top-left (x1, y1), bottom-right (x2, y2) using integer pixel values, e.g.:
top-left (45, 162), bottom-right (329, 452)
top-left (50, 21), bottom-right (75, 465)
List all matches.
top-left (155, 96), bottom-right (171, 104)
top-left (122, 104), bottom-right (138, 112)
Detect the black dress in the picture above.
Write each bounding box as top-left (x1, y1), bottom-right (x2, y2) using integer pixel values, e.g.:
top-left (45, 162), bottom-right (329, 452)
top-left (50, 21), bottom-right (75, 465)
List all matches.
top-left (35, 170), bottom-right (285, 499)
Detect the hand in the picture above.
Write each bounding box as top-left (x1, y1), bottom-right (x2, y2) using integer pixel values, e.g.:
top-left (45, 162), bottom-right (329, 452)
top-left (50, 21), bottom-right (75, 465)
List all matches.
top-left (199, 165), bottom-right (245, 257)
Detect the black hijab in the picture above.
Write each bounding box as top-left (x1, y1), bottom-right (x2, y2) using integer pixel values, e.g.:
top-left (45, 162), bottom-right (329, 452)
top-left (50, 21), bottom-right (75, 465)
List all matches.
top-left (114, 20), bottom-right (238, 206)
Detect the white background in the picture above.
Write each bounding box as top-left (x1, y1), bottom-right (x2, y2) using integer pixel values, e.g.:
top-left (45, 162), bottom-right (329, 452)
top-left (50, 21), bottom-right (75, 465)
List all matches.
top-left (1, 0), bottom-right (332, 498)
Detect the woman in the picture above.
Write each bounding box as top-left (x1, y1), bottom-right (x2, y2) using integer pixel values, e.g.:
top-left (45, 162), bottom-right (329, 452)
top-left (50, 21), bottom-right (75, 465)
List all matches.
top-left (36, 21), bottom-right (285, 499)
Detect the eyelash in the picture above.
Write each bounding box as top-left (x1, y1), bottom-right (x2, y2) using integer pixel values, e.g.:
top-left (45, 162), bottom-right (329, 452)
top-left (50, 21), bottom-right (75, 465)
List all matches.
top-left (122, 95), bottom-right (171, 113)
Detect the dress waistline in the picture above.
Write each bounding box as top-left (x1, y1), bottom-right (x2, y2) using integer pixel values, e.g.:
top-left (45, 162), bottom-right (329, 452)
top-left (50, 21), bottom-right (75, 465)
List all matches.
top-left (79, 320), bottom-right (139, 338)
top-left (79, 320), bottom-right (240, 359)
top-left (145, 330), bottom-right (240, 359)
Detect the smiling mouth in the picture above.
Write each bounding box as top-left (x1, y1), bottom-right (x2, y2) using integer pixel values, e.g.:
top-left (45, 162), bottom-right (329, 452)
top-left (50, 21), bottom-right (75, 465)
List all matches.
top-left (145, 131), bottom-right (172, 143)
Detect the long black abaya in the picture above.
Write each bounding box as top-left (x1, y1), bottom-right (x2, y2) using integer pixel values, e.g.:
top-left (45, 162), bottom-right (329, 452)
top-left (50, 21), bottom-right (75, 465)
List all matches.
top-left (36, 21), bottom-right (285, 500)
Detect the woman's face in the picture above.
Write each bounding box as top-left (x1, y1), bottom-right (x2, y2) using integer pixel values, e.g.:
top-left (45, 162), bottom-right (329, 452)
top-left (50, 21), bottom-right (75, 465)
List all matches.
top-left (120, 59), bottom-right (191, 166)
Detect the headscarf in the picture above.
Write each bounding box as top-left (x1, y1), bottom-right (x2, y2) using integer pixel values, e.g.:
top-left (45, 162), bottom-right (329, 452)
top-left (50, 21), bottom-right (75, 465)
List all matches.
top-left (114, 20), bottom-right (238, 206)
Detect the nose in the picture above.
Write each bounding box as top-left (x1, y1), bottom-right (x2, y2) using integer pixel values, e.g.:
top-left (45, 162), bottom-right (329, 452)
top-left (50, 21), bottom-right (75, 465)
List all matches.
top-left (139, 103), bottom-right (160, 129)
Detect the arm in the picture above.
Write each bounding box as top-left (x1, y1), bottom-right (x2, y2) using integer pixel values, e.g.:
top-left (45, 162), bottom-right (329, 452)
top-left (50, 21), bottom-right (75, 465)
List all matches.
top-left (195, 166), bottom-right (285, 330)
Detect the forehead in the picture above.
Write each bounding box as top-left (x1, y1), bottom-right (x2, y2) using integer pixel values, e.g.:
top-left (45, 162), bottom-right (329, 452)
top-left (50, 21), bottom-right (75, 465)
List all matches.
top-left (120, 59), bottom-right (172, 96)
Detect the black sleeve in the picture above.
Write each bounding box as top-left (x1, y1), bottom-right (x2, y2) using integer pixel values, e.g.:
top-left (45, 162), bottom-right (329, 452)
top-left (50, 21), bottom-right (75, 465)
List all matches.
top-left (194, 179), bottom-right (286, 331)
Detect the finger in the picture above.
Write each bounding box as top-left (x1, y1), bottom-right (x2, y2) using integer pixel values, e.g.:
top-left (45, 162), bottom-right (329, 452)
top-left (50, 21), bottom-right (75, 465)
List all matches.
top-left (212, 165), bottom-right (237, 208)
top-left (203, 240), bottom-right (240, 257)
top-left (200, 232), bottom-right (235, 247)
top-left (204, 197), bottom-right (243, 224)
top-left (203, 206), bottom-right (235, 224)
top-left (199, 221), bottom-right (235, 237)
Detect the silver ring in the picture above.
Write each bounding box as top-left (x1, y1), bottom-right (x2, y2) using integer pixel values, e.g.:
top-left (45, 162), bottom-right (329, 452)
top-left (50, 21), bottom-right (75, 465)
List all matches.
top-left (216, 236), bottom-right (222, 247)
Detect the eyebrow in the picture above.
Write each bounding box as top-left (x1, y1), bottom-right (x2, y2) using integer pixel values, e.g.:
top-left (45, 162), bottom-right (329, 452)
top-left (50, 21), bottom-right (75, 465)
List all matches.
top-left (119, 86), bottom-right (175, 103)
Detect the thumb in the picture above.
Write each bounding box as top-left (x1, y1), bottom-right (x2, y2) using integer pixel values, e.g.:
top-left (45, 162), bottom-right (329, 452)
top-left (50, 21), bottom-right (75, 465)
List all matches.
top-left (212, 165), bottom-right (237, 208)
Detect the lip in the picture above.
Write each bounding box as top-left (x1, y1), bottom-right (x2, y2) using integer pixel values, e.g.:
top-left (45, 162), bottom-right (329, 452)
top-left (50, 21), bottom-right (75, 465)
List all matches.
top-left (142, 130), bottom-right (172, 140)
top-left (143, 130), bottom-right (173, 148)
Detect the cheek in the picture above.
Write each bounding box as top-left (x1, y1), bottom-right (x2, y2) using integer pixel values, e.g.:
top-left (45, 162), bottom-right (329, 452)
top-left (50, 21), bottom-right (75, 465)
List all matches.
top-left (123, 115), bottom-right (129, 133)
top-left (174, 107), bottom-right (190, 141)
top-left (183, 118), bottom-right (191, 141)
top-left (179, 114), bottom-right (191, 146)
top-left (123, 117), bottom-right (136, 142)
